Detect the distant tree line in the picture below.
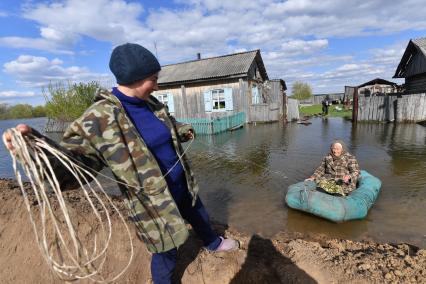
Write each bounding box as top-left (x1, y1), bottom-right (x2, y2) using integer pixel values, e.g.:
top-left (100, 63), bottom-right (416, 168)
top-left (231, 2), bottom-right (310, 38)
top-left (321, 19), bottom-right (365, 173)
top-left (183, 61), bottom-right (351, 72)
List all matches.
top-left (0, 81), bottom-right (100, 121)
top-left (0, 103), bottom-right (46, 120)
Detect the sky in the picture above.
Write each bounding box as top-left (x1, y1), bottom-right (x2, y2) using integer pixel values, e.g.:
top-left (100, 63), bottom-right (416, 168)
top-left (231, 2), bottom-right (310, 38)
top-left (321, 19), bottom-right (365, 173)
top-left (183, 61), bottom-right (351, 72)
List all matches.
top-left (0, 0), bottom-right (425, 106)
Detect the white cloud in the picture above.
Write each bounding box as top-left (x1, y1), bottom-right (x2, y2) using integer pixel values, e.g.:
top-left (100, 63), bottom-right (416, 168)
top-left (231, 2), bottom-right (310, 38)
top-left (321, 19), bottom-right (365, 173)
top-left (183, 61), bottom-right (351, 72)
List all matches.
top-left (3, 55), bottom-right (111, 88)
top-left (0, 90), bottom-right (37, 98)
top-left (4, 0), bottom-right (423, 59)
top-left (22, 0), bottom-right (147, 45)
top-left (0, 37), bottom-right (74, 54)
top-left (369, 42), bottom-right (406, 69)
top-left (0, 11), bottom-right (7, 17)
top-left (0, 0), bottom-right (149, 53)
top-left (0, 0), bottom-right (423, 97)
top-left (280, 39), bottom-right (328, 56)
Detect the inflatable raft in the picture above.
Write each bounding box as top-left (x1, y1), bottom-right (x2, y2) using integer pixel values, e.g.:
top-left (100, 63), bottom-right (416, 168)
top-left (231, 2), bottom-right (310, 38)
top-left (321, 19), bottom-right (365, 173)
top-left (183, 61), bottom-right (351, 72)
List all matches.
top-left (285, 170), bottom-right (381, 222)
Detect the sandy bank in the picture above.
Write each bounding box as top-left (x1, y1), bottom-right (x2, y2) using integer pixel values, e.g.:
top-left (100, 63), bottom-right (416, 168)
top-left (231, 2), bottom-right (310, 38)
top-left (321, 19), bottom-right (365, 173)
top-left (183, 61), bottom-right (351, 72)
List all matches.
top-left (0, 178), bottom-right (425, 284)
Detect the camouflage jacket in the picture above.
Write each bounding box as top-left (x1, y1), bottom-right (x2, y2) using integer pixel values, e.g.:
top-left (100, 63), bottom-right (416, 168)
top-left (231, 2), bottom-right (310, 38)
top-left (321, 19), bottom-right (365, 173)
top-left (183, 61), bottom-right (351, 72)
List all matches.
top-left (42, 88), bottom-right (197, 253)
top-left (312, 152), bottom-right (360, 192)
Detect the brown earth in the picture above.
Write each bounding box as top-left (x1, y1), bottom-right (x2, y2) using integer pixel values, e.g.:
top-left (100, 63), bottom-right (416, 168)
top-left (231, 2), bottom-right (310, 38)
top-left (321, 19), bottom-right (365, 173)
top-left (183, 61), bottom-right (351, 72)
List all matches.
top-left (1, 178), bottom-right (425, 284)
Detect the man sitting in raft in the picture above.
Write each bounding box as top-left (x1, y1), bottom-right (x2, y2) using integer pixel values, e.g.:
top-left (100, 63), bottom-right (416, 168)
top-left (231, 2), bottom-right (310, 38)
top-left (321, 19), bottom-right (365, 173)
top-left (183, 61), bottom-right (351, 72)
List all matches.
top-left (306, 140), bottom-right (360, 196)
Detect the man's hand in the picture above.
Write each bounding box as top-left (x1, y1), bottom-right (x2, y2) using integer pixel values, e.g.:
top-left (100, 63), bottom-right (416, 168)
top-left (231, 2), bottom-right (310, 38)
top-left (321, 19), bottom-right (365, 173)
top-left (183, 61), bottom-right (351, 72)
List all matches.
top-left (305, 176), bottom-right (315, 181)
top-left (2, 124), bottom-right (32, 152)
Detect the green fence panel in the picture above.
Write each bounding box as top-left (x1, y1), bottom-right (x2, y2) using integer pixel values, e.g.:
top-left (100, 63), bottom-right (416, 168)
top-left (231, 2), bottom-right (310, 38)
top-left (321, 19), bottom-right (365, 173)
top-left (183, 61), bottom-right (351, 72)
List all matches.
top-left (177, 112), bottom-right (245, 135)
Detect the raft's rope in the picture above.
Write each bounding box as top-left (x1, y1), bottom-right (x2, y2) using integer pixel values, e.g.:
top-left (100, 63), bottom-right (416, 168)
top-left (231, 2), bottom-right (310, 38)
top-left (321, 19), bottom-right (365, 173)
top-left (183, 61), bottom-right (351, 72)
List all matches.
top-left (5, 129), bottom-right (135, 283)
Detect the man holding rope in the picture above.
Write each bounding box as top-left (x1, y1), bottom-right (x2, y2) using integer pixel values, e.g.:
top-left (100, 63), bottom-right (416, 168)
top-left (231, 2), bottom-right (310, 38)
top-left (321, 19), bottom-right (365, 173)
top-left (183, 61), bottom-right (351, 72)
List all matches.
top-left (3, 43), bottom-right (238, 284)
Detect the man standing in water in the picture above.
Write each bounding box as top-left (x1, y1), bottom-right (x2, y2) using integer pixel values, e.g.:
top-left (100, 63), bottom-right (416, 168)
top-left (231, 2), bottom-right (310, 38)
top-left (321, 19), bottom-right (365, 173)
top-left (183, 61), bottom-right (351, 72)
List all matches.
top-left (3, 43), bottom-right (239, 284)
top-left (321, 98), bottom-right (329, 115)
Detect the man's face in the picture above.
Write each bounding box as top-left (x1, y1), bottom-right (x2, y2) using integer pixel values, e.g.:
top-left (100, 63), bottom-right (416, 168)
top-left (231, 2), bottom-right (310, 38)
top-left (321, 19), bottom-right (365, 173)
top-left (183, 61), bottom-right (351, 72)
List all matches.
top-left (331, 143), bottom-right (343, 157)
top-left (137, 73), bottom-right (159, 99)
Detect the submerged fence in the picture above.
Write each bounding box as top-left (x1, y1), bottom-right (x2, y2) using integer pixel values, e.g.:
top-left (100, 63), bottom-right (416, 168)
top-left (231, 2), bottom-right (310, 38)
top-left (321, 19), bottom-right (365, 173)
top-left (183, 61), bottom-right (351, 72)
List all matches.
top-left (45, 112), bottom-right (246, 135)
top-left (178, 112), bottom-right (246, 135)
top-left (358, 93), bottom-right (426, 122)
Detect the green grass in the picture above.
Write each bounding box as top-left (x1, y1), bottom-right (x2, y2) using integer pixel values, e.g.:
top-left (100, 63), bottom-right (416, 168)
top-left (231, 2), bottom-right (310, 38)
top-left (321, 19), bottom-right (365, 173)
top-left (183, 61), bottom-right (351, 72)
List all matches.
top-left (299, 104), bottom-right (352, 119)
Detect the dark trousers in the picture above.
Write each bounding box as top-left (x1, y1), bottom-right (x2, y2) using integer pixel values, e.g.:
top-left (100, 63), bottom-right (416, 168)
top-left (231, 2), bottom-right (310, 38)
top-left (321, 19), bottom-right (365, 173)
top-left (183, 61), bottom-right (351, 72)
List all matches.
top-left (151, 178), bottom-right (220, 284)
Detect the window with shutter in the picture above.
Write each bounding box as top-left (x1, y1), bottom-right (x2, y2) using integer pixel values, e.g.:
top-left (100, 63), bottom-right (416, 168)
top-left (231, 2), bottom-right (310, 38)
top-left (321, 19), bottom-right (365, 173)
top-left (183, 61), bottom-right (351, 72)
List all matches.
top-left (155, 93), bottom-right (174, 113)
top-left (203, 90), bottom-right (212, 112)
top-left (204, 88), bottom-right (233, 112)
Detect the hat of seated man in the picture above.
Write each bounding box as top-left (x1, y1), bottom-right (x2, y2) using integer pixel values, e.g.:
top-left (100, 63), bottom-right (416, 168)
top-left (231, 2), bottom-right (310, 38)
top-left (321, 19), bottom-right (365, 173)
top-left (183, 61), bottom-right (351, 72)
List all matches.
top-left (109, 43), bottom-right (161, 85)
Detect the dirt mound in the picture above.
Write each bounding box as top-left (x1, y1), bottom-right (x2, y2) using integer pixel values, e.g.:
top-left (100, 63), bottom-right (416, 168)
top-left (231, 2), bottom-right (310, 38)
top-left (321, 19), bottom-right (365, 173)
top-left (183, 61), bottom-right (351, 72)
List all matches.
top-left (1, 178), bottom-right (425, 284)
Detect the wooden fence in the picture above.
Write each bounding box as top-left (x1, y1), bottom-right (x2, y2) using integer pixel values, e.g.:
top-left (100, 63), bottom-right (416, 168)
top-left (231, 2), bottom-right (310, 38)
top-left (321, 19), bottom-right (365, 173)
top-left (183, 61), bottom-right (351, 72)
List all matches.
top-left (177, 112), bottom-right (246, 135)
top-left (45, 118), bottom-right (71, 133)
top-left (287, 98), bottom-right (300, 121)
top-left (357, 93), bottom-right (426, 122)
top-left (249, 102), bottom-right (280, 122)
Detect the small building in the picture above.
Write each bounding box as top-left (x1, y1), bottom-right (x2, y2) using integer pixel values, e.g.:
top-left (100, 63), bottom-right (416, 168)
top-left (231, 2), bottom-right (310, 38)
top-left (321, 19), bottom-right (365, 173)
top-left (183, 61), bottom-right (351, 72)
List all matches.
top-left (152, 50), bottom-right (288, 123)
top-left (298, 93), bottom-right (343, 105)
top-left (393, 37), bottom-right (426, 94)
top-left (313, 93), bottom-right (343, 104)
top-left (358, 78), bottom-right (398, 96)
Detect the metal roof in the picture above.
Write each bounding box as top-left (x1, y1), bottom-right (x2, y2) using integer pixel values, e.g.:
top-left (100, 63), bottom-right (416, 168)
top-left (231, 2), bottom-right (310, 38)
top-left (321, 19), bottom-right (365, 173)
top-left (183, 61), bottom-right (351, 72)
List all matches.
top-left (358, 78), bottom-right (397, 88)
top-left (158, 50), bottom-right (268, 86)
top-left (413, 38), bottom-right (426, 54)
top-left (394, 37), bottom-right (426, 78)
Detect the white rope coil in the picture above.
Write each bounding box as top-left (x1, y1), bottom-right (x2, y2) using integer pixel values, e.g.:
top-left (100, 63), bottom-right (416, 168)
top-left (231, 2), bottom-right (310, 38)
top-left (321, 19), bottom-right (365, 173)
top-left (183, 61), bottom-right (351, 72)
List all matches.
top-left (5, 129), bottom-right (135, 283)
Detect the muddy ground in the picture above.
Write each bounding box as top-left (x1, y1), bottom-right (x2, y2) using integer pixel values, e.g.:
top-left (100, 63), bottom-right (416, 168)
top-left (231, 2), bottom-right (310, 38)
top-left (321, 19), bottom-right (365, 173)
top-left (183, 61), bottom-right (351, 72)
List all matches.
top-left (1, 178), bottom-right (425, 284)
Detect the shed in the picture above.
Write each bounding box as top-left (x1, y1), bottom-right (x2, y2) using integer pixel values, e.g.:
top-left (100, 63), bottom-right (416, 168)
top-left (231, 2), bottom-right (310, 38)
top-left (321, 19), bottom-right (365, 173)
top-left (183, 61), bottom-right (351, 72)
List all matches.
top-left (358, 78), bottom-right (398, 96)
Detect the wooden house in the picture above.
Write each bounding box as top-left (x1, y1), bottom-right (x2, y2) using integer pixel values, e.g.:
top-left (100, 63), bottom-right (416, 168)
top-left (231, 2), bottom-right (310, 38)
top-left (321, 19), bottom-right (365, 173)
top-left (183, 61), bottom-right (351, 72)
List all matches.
top-left (152, 50), bottom-right (287, 123)
top-left (354, 38), bottom-right (426, 123)
top-left (358, 78), bottom-right (398, 96)
top-left (394, 37), bottom-right (426, 94)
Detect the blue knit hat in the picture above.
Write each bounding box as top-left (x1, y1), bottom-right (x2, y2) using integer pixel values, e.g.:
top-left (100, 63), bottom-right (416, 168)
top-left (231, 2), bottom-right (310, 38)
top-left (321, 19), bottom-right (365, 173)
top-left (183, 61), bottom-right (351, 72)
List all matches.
top-left (109, 43), bottom-right (161, 85)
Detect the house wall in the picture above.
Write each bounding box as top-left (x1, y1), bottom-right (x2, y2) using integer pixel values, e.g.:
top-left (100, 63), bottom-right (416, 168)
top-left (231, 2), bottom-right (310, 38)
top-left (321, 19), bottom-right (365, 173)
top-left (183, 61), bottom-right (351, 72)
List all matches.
top-left (154, 79), bottom-right (243, 119)
top-left (154, 77), bottom-right (286, 123)
top-left (405, 73), bottom-right (426, 94)
top-left (404, 51), bottom-right (426, 78)
top-left (247, 80), bottom-right (285, 122)
top-left (359, 84), bottom-right (397, 95)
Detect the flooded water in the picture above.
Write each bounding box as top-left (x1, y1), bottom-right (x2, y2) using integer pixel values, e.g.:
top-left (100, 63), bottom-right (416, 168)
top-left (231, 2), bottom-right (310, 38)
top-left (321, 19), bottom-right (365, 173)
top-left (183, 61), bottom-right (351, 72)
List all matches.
top-left (0, 117), bottom-right (47, 177)
top-left (1, 117), bottom-right (425, 247)
top-left (187, 118), bottom-right (426, 248)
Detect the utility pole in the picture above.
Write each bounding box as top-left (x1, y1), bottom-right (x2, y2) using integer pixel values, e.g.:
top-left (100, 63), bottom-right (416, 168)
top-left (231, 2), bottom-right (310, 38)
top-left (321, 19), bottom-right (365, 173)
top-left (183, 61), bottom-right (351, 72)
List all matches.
top-left (352, 87), bottom-right (358, 123)
top-left (154, 42), bottom-right (158, 58)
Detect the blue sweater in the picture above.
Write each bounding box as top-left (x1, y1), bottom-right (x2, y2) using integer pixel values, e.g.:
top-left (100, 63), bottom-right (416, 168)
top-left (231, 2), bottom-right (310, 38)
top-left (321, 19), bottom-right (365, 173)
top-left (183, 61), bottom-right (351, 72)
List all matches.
top-left (112, 88), bottom-right (187, 197)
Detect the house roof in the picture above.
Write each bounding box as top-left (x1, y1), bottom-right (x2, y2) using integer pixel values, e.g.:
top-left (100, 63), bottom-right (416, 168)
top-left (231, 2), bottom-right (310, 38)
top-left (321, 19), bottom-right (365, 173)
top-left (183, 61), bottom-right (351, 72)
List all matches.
top-left (158, 50), bottom-right (268, 86)
top-left (394, 37), bottom-right (426, 78)
top-left (270, 79), bottom-right (287, 90)
top-left (358, 78), bottom-right (397, 88)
